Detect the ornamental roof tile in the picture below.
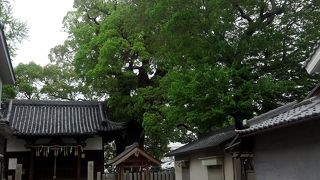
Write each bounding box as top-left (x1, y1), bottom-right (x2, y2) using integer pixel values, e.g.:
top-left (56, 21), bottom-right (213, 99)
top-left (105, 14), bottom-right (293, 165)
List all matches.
top-left (0, 100), bottom-right (125, 136)
top-left (237, 96), bottom-right (320, 135)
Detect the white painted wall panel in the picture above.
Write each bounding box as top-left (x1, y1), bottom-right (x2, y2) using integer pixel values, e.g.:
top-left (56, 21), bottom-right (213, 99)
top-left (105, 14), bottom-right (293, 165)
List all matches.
top-left (84, 136), bottom-right (102, 150)
top-left (254, 119), bottom-right (320, 180)
top-left (224, 154), bottom-right (234, 180)
top-left (7, 136), bottom-right (103, 152)
top-left (190, 157), bottom-right (208, 180)
top-left (6, 137), bottom-right (29, 152)
top-left (175, 160), bottom-right (183, 180)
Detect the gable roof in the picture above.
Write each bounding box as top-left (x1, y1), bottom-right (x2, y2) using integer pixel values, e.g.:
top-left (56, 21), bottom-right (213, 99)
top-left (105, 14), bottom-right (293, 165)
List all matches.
top-left (0, 99), bottom-right (125, 136)
top-left (0, 23), bottom-right (15, 84)
top-left (107, 143), bottom-right (161, 167)
top-left (166, 126), bottom-right (236, 157)
top-left (304, 44), bottom-right (320, 74)
top-left (237, 96), bottom-right (320, 135)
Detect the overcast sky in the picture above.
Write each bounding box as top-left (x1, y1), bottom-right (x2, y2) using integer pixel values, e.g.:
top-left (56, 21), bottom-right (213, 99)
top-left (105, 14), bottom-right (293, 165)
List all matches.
top-left (12, 0), bottom-right (74, 67)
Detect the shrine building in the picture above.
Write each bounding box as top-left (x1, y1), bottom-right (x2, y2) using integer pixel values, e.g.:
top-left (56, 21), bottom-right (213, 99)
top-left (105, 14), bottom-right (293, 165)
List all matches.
top-left (2, 99), bottom-right (125, 180)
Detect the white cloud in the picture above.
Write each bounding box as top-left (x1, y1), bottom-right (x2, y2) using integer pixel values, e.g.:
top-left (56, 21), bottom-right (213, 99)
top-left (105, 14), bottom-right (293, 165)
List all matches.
top-left (12, 0), bottom-right (74, 67)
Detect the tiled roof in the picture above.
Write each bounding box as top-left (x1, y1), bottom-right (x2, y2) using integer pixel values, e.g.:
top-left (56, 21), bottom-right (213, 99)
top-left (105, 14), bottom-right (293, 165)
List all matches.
top-left (107, 143), bottom-right (161, 166)
top-left (237, 96), bottom-right (320, 135)
top-left (1, 100), bottom-right (125, 136)
top-left (304, 43), bottom-right (320, 68)
top-left (166, 126), bottom-right (236, 156)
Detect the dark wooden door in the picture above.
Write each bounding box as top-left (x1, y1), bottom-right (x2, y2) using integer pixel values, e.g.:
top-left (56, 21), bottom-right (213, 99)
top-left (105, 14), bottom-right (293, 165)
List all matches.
top-left (34, 154), bottom-right (77, 180)
top-left (56, 155), bottom-right (77, 180)
top-left (34, 155), bottom-right (54, 180)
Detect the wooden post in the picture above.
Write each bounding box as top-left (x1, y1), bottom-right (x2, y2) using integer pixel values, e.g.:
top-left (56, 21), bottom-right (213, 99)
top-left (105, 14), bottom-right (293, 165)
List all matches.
top-left (119, 167), bottom-right (123, 180)
top-left (8, 175), bottom-right (12, 180)
top-left (88, 161), bottom-right (94, 180)
top-left (133, 172), bottom-right (137, 180)
top-left (77, 150), bottom-right (81, 180)
top-left (97, 172), bottom-right (101, 180)
top-left (15, 164), bottom-right (22, 180)
top-left (142, 172), bottom-right (145, 180)
top-left (53, 156), bottom-right (57, 180)
top-left (29, 149), bottom-right (34, 180)
top-left (145, 170), bottom-right (150, 180)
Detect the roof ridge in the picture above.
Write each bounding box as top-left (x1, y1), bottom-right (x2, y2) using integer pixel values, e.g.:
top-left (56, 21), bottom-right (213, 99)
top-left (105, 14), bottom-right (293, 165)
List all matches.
top-left (247, 97), bottom-right (318, 126)
top-left (6, 99), bottom-right (125, 136)
top-left (166, 126), bottom-right (235, 156)
top-left (11, 99), bottom-right (102, 106)
top-left (237, 96), bottom-right (320, 135)
top-left (200, 125), bottom-right (235, 138)
top-left (304, 43), bottom-right (320, 68)
top-left (284, 97), bottom-right (320, 122)
top-left (248, 101), bottom-right (298, 125)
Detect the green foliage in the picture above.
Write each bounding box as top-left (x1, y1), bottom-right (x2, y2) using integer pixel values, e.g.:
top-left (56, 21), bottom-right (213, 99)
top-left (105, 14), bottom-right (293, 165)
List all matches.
top-left (2, 61), bottom-right (85, 101)
top-left (2, 84), bottom-right (16, 100)
top-left (0, 0), bottom-right (28, 56)
top-left (51, 0), bottom-right (320, 158)
top-left (14, 62), bottom-right (43, 99)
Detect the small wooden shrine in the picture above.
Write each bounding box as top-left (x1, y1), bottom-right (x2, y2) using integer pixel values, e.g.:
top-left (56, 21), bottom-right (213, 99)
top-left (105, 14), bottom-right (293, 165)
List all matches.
top-left (107, 143), bottom-right (161, 180)
top-left (3, 99), bottom-right (125, 180)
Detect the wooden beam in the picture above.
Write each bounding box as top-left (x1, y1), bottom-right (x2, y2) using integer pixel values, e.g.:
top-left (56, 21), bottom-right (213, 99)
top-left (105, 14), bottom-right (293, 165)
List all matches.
top-left (28, 149), bottom-right (34, 180)
top-left (77, 147), bottom-right (81, 180)
top-left (3, 138), bottom-right (8, 179)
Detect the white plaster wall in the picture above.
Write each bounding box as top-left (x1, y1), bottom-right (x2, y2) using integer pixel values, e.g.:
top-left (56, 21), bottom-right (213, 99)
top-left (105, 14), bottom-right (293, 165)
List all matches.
top-left (224, 153), bottom-right (234, 180)
top-left (175, 160), bottom-right (183, 180)
top-left (62, 138), bottom-right (77, 144)
top-left (7, 136), bottom-right (102, 152)
top-left (35, 138), bottom-right (77, 144)
top-left (174, 154), bottom-right (235, 180)
top-left (190, 157), bottom-right (208, 180)
top-left (84, 136), bottom-right (102, 150)
top-left (6, 137), bottom-right (29, 152)
top-left (254, 119), bottom-right (320, 180)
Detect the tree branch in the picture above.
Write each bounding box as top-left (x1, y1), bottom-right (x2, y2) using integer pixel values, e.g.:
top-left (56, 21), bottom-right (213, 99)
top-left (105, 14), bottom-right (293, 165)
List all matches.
top-left (235, 4), bottom-right (253, 23)
top-left (86, 11), bottom-right (100, 26)
top-left (261, 7), bottom-right (284, 21)
top-left (177, 124), bottom-right (194, 132)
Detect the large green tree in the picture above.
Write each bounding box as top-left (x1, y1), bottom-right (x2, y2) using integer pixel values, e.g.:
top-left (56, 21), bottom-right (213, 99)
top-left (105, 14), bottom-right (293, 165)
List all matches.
top-left (51, 0), bottom-right (320, 157)
top-left (59, 0), bottom-right (165, 153)
top-left (139, 0), bottom-right (320, 149)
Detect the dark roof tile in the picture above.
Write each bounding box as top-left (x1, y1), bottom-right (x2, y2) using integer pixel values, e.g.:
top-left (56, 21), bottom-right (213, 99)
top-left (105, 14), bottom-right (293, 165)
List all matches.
top-left (107, 143), bottom-right (161, 166)
top-left (237, 96), bottom-right (320, 135)
top-left (2, 100), bottom-right (125, 136)
top-left (166, 126), bottom-right (236, 156)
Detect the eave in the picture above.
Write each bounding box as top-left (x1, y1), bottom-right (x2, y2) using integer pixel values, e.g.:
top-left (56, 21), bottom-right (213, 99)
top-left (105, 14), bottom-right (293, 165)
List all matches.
top-left (305, 45), bottom-right (320, 74)
top-left (0, 24), bottom-right (15, 84)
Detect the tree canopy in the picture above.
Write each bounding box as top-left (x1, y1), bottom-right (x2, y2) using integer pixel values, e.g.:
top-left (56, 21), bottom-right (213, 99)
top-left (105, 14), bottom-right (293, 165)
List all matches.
top-left (7, 0), bottom-right (320, 158)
